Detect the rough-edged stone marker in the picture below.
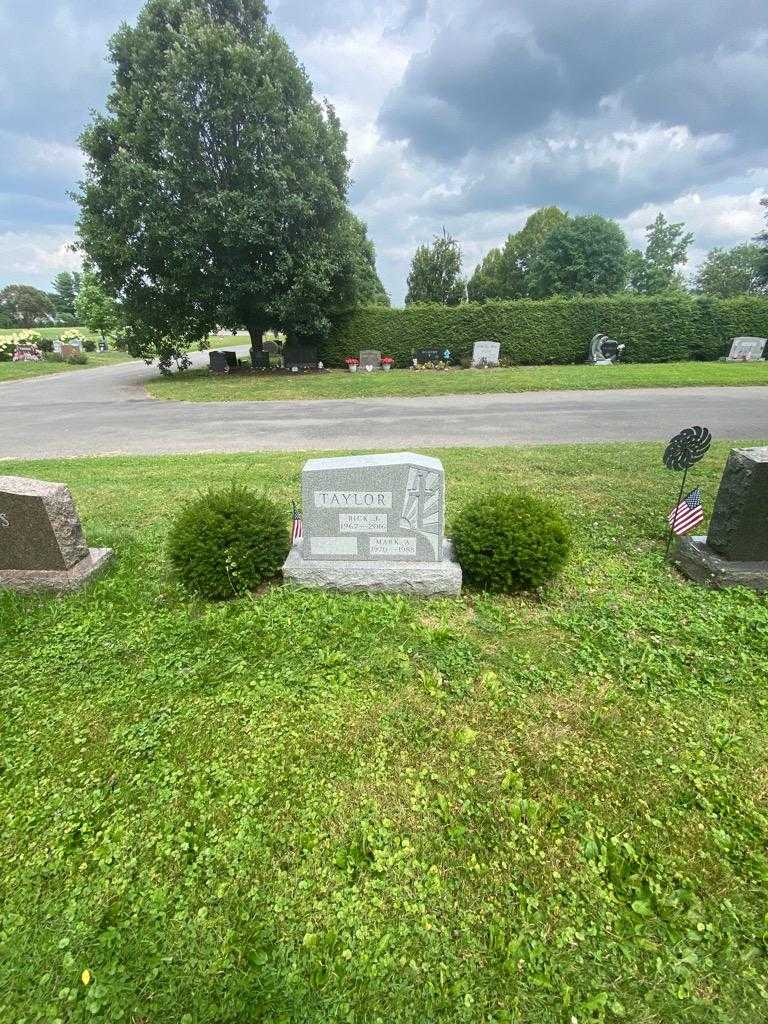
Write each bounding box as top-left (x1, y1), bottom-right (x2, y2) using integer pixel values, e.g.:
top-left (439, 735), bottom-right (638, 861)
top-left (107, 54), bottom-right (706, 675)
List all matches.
top-left (282, 452), bottom-right (462, 595)
top-left (0, 476), bottom-right (113, 593)
top-left (471, 340), bottom-right (500, 367)
top-left (359, 350), bottom-right (382, 371)
top-left (726, 337), bottom-right (766, 362)
top-left (672, 446), bottom-right (768, 591)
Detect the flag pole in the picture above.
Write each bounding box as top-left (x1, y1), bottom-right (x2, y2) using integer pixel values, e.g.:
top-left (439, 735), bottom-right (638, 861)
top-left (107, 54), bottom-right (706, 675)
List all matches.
top-left (665, 467), bottom-right (689, 557)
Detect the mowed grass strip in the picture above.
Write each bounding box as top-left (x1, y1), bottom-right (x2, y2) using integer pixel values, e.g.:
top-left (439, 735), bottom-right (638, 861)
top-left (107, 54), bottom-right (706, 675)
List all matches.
top-left (0, 349), bottom-right (135, 382)
top-left (1, 443), bottom-right (767, 1023)
top-left (146, 359), bottom-right (768, 402)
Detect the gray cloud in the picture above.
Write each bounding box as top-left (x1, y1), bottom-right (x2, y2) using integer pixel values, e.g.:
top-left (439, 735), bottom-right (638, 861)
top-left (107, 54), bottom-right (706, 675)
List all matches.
top-left (0, 0), bottom-right (766, 302)
top-left (380, 0), bottom-right (768, 160)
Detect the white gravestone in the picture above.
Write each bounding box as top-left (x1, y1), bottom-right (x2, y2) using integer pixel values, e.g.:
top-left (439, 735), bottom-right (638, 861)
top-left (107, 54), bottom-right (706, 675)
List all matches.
top-left (472, 340), bottom-right (500, 367)
top-left (726, 337), bottom-right (766, 362)
top-left (282, 453), bottom-right (462, 595)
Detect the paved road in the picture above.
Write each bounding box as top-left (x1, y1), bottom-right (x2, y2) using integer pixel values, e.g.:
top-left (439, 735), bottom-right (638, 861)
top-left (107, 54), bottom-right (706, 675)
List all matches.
top-left (1, 351), bottom-right (766, 460)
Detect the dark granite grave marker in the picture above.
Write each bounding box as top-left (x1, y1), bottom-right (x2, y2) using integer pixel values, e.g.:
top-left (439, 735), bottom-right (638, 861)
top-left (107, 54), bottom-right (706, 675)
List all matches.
top-left (282, 344), bottom-right (319, 369)
top-left (414, 348), bottom-right (441, 364)
top-left (209, 351), bottom-right (229, 373)
top-left (672, 447), bottom-right (768, 591)
top-left (0, 476), bottom-right (113, 592)
top-left (250, 349), bottom-right (270, 369)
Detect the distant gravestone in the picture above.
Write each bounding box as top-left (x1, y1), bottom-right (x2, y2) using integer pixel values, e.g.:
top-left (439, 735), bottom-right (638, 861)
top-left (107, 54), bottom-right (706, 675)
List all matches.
top-left (0, 476), bottom-right (113, 593)
top-left (250, 349), bottom-right (270, 369)
top-left (413, 348), bottom-right (441, 365)
top-left (726, 337), bottom-right (766, 362)
top-left (587, 334), bottom-right (625, 365)
top-left (60, 343), bottom-right (80, 360)
top-left (672, 447), bottom-right (768, 591)
top-left (97, 340), bottom-right (108, 353)
top-left (359, 350), bottom-right (382, 371)
top-left (282, 344), bottom-right (318, 369)
top-left (471, 340), bottom-right (500, 367)
top-left (209, 351), bottom-right (229, 373)
top-left (282, 452), bottom-right (461, 595)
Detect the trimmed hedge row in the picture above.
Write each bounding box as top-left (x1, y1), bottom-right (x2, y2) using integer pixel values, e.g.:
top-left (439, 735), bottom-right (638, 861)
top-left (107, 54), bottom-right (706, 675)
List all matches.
top-left (325, 295), bottom-right (768, 366)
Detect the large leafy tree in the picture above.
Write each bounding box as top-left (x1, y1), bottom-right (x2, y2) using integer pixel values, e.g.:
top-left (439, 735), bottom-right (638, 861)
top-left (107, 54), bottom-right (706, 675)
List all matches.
top-left (467, 207), bottom-right (569, 301)
top-left (76, 0), bottom-right (360, 366)
top-left (528, 215), bottom-right (629, 298)
top-left (75, 272), bottom-right (123, 339)
top-left (405, 230), bottom-right (465, 305)
top-left (0, 284), bottom-right (56, 327)
top-left (51, 271), bottom-right (82, 318)
top-left (694, 243), bottom-right (766, 297)
top-left (628, 212), bottom-right (693, 294)
top-left (332, 213), bottom-right (390, 308)
top-left (756, 196), bottom-right (768, 286)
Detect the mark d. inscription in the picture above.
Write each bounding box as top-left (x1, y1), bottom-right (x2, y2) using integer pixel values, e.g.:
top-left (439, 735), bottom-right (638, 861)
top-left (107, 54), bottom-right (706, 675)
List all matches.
top-left (314, 490), bottom-right (392, 508)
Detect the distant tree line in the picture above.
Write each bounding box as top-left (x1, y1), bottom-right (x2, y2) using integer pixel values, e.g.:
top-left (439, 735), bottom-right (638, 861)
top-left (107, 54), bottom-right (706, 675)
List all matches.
top-left (405, 199), bottom-right (768, 306)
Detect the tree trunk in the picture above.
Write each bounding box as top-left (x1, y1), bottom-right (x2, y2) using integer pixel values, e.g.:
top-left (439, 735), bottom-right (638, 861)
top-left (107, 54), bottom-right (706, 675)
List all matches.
top-left (247, 323), bottom-right (265, 351)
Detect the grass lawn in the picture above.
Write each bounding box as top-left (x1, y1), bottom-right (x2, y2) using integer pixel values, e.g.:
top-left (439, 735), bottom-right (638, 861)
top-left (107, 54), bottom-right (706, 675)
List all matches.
top-left (0, 350), bottom-right (135, 383)
top-left (1, 442), bottom-right (767, 1022)
top-left (146, 360), bottom-right (768, 402)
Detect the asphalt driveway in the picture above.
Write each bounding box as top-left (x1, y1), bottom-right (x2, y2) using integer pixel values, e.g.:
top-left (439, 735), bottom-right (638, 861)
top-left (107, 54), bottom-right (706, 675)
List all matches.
top-left (1, 350), bottom-right (766, 459)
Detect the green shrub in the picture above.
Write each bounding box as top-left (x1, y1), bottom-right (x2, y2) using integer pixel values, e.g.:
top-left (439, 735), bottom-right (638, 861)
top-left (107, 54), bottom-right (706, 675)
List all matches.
top-left (452, 491), bottom-right (571, 592)
top-left (325, 295), bottom-right (768, 367)
top-left (66, 352), bottom-right (88, 365)
top-left (168, 485), bottom-right (290, 599)
top-left (83, 338), bottom-right (97, 352)
top-left (0, 339), bottom-right (15, 362)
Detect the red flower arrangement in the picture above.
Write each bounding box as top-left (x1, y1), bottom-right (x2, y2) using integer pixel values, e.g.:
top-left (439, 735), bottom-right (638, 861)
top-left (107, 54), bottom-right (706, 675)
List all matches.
top-left (381, 356), bottom-right (394, 366)
top-left (344, 357), bottom-right (359, 366)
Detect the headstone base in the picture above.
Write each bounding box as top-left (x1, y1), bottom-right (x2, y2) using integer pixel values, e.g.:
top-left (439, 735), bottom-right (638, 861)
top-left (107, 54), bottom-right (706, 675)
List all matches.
top-left (282, 539), bottom-right (462, 596)
top-left (670, 535), bottom-right (768, 592)
top-left (0, 547), bottom-right (114, 594)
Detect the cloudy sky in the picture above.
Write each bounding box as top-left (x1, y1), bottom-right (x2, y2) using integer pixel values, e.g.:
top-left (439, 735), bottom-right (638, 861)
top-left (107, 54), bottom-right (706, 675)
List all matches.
top-left (1, 0), bottom-right (766, 304)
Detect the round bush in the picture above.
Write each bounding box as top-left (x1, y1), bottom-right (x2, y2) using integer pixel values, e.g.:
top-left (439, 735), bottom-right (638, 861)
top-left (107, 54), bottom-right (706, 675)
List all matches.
top-left (451, 490), bottom-right (571, 592)
top-left (82, 338), bottom-right (97, 352)
top-left (168, 486), bottom-right (290, 599)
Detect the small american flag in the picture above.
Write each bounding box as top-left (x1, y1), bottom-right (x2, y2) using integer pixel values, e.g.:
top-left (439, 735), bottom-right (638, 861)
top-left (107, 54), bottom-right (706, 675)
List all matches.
top-left (668, 487), bottom-right (704, 536)
top-left (291, 502), bottom-right (303, 544)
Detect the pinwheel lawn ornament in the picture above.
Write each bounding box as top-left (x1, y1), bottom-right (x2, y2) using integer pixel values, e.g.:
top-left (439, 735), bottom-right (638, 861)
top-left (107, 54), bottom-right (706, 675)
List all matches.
top-left (663, 425), bottom-right (712, 555)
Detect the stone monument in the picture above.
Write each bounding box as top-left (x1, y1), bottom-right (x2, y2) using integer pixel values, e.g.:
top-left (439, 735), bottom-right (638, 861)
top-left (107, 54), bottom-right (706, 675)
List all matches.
top-left (472, 340), bottom-right (500, 367)
top-left (282, 343), bottom-right (319, 370)
top-left (282, 452), bottom-right (462, 595)
top-left (359, 350), bottom-right (382, 371)
top-left (0, 476), bottom-right (113, 593)
top-left (726, 336), bottom-right (766, 362)
top-left (587, 334), bottom-right (625, 365)
top-left (672, 446), bottom-right (768, 591)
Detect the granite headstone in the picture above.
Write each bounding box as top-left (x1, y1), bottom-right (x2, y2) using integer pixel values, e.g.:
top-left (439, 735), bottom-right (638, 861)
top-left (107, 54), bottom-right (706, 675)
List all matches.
top-left (672, 447), bottom-right (768, 591)
top-left (472, 340), bottom-right (500, 367)
top-left (359, 350), bottom-right (382, 371)
top-left (0, 476), bottom-right (113, 592)
top-left (726, 337), bottom-right (766, 362)
top-left (414, 348), bottom-right (441, 365)
top-left (250, 349), bottom-right (270, 369)
top-left (282, 343), bottom-right (319, 369)
top-left (282, 453), bottom-right (462, 595)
